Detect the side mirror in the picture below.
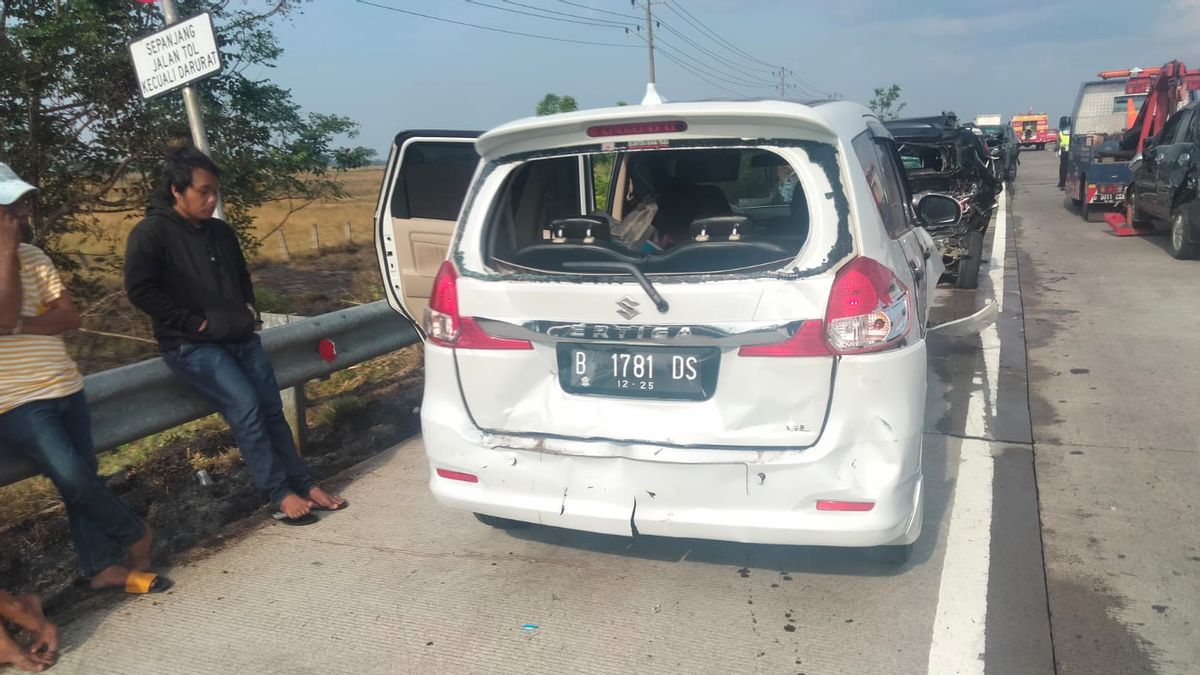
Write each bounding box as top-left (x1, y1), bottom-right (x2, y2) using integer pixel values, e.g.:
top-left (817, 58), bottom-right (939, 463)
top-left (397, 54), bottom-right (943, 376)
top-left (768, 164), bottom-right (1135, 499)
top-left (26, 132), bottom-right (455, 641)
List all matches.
top-left (914, 193), bottom-right (962, 227)
top-left (1059, 116), bottom-right (1071, 129)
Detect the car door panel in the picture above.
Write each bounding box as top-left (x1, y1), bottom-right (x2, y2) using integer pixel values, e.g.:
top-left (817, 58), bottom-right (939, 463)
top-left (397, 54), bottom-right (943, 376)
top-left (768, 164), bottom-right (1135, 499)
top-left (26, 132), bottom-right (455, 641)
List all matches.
top-left (374, 132), bottom-right (481, 330)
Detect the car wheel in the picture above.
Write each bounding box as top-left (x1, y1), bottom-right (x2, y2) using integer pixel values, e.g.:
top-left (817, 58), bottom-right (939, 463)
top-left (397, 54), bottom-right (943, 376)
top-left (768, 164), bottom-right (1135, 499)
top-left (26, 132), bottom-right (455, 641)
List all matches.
top-left (1080, 188), bottom-right (1092, 222)
top-left (955, 230), bottom-right (984, 289)
top-left (871, 543), bottom-right (913, 565)
top-left (474, 513), bottom-right (532, 529)
top-left (1169, 208), bottom-right (1199, 260)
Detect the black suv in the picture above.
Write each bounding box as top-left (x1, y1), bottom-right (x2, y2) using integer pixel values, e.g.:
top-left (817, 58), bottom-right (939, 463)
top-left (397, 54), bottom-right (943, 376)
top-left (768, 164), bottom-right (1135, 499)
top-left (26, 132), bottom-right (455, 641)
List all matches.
top-left (1128, 101), bottom-right (1200, 259)
top-left (974, 123), bottom-right (1019, 182)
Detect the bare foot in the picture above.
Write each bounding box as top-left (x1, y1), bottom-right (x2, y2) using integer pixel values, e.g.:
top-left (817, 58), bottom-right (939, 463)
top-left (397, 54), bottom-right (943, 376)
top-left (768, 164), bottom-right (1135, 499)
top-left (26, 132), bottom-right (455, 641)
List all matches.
top-left (307, 487), bottom-right (345, 510)
top-left (15, 595), bottom-right (57, 659)
top-left (89, 563), bottom-right (134, 591)
top-left (128, 526), bottom-right (154, 571)
top-left (0, 627), bottom-right (52, 672)
top-left (278, 493), bottom-right (313, 519)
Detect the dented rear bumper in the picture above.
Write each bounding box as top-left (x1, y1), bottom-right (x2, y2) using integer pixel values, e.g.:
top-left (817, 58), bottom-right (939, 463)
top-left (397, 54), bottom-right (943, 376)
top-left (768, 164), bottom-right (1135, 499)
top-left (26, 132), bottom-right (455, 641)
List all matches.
top-left (419, 343), bottom-right (926, 548)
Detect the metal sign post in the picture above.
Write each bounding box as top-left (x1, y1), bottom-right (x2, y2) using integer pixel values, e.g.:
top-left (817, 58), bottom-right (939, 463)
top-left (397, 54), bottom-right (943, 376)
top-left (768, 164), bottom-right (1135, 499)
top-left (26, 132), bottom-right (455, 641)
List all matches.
top-left (139, 0), bottom-right (226, 220)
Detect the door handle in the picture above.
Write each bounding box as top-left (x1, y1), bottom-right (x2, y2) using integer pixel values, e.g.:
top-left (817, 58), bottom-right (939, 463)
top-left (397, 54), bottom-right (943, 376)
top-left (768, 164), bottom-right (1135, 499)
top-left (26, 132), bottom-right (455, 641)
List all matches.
top-left (909, 261), bottom-right (925, 281)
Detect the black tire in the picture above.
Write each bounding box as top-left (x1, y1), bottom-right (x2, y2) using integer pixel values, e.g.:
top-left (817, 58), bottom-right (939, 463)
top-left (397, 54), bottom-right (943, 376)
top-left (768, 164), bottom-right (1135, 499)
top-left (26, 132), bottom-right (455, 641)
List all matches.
top-left (474, 513), bottom-right (532, 529)
top-left (955, 230), bottom-right (984, 290)
top-left (1080, 187), bottom-right (1092, 222)
top-left (1169, 207), bottom-right (1199, 260)
top-left (871, 543), bottom-right (913, 565)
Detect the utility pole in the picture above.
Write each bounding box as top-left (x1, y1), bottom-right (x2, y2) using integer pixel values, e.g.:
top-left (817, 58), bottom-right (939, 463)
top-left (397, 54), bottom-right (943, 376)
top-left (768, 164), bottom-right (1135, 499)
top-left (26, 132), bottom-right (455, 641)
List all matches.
top-left (777, 69), bottom-right (787, 98)
top-left (643, 0), bottom-right (656, 84)
top-left (158, 0), bottom-right (226, 221)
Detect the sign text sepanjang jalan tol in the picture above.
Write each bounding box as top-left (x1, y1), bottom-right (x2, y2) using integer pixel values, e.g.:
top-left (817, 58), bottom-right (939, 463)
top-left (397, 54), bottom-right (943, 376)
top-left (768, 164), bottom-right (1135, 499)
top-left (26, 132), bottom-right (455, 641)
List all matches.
top-left (128, 12), bottom-right (222, 100)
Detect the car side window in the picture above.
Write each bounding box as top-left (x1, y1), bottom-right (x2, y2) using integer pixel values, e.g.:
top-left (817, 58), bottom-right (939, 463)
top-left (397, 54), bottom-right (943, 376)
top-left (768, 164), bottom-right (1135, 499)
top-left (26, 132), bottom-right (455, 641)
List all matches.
top-left (852, 132), bottom-right (910, 238)
top-left (1156, 112), bottom-right (1185, 147)
top-left (1168, 110), bottom-right (1194, 144)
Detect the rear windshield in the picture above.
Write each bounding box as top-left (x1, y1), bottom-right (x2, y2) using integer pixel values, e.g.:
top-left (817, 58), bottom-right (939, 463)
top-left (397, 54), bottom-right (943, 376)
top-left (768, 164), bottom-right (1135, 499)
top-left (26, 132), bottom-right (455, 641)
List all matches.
top-left (484, 147), bottom-right (812, 275)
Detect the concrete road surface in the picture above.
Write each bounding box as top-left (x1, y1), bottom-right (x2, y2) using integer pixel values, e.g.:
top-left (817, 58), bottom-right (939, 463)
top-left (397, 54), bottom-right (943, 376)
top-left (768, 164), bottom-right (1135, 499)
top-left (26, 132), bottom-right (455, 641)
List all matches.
top-left (43, 151), bottom-right (1195, 674)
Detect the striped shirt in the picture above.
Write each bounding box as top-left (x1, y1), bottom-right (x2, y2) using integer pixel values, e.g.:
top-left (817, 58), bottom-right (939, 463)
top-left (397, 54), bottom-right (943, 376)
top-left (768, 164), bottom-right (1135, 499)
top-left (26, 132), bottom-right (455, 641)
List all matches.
top-left (0, 244), bottom-right (84, 414)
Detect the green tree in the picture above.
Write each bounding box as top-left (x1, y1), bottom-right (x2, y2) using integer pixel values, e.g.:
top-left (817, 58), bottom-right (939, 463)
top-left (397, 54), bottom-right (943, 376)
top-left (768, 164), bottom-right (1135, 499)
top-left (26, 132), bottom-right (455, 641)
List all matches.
top-left (868, 84), bottom-right (907, 120)
top-left (0, 0), bottom-right (375, 266)
top-left (536, 93), bottom-right (578, 116)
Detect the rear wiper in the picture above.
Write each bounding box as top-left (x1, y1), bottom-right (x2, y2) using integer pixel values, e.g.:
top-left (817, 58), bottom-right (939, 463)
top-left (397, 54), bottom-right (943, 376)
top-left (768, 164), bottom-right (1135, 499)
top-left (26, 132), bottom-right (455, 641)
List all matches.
top-left (562, 261), bottom-right (670, 314)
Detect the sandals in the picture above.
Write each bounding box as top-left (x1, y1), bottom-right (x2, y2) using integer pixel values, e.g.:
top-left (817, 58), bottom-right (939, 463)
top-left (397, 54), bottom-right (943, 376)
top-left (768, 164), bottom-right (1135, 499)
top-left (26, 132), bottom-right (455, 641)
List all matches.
top-left (311, 499), bottom-right (349, 512)
top-left (78, 570), bottom-right (174, 595)
top-left (271, 511), bottom-right (318, 526)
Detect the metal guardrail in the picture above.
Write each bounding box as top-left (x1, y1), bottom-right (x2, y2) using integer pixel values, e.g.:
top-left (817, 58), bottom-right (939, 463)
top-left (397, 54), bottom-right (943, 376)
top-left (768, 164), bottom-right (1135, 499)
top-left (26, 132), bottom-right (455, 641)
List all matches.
top-left (0, 301), bottom-right (420, 488)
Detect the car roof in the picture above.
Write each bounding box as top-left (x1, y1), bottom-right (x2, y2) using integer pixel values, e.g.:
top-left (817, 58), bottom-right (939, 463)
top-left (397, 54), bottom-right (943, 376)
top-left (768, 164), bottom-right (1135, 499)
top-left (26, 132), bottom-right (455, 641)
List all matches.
top-left (884, 115), bottom-right (973, 143)
top-left (475, 98), bottom-right (876, 160)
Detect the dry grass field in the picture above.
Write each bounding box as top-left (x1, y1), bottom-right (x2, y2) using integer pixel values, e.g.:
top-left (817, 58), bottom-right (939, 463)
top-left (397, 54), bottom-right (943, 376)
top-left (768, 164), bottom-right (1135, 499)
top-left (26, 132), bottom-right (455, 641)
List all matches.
top-left (70, 166), bottom-right (386, 262)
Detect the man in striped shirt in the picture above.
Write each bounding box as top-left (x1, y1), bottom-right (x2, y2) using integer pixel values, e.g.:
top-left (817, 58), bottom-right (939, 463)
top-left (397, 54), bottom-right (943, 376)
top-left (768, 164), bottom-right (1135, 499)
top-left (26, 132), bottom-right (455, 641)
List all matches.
top-left (0, 163), bottom-right (170, 597)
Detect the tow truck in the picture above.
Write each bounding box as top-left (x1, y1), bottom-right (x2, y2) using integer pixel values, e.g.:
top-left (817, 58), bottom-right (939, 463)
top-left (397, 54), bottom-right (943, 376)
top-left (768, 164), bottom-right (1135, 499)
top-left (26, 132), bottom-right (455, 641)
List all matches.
top-left (1010, 112), bottom-right (1057, 150)
top-left (1063, 61), bottom-right (1200, 223)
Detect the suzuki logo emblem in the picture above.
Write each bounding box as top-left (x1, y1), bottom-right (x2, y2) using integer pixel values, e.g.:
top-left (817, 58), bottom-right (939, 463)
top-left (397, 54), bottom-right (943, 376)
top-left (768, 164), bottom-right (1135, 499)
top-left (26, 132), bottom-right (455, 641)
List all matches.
top-left (616, 296), bottom-right (641, 320)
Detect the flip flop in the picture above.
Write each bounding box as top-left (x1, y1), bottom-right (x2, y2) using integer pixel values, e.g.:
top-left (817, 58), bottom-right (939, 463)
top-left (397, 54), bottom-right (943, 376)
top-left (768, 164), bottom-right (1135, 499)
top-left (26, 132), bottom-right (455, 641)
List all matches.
top-left (311, 499), bottom-right (349, 512)
top-left (77, 571), bottom-right (174, 595)
top-left (271, 511), bottom-right (318, 526)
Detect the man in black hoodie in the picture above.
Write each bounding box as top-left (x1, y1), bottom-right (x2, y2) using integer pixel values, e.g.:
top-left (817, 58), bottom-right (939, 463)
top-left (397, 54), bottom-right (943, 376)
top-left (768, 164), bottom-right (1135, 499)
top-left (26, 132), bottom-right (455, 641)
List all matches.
top-left (125, 147), bottom-right (344, 524)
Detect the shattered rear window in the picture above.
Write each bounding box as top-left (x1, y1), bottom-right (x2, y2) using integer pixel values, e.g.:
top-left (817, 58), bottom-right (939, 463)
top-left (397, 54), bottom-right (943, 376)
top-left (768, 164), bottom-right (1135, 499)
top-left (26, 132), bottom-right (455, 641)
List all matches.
top-left (485, 147), bottom-right (815, 276)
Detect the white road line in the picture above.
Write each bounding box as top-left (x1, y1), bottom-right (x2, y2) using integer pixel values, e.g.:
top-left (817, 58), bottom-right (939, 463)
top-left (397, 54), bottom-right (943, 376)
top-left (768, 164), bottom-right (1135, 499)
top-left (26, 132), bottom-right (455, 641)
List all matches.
top-left (926, 189), bottom-right (1005, 674)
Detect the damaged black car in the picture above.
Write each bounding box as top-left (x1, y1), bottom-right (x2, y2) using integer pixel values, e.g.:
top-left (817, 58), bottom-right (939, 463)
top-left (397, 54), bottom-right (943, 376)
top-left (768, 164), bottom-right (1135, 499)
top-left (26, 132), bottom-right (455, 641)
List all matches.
top-left (884, 114), bottom-right (1002, 289)
top-left (1127, 100), bottom-right (1200, 259)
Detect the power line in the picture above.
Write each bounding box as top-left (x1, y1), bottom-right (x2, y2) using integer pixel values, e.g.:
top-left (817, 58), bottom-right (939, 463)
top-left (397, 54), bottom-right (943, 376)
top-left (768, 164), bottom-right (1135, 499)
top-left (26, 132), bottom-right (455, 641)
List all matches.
top-left (354, 0), bottom-right (640, 48)
top-left (661, 0), bottom-right (831, 98)
top-left (465, 0), bottom-right (627, 29)
top-left (654, 20), bottom-right (778, 86)
top-left (664, 0), bottom-right (774, 69)
top-left (501, 0), bottom-right (637, 28)
top-left (652, 34), bottom-right (773, 90)
top-left (628, 30), bottom-right (752, 96)
top-left (557, 0), bottom-right (641, 21)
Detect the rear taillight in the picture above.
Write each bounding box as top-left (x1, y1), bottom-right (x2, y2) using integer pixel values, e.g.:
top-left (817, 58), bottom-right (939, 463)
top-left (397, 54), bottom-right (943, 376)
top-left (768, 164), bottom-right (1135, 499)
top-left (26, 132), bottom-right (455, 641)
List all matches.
top-left (824, 257), bottom-right (911, 354)
top-left (738, 319), bottom-right (831, 357)
top-left (738, 257), bottom-right (910, 358)
top-left (425, 261), bottom-right (532, 350)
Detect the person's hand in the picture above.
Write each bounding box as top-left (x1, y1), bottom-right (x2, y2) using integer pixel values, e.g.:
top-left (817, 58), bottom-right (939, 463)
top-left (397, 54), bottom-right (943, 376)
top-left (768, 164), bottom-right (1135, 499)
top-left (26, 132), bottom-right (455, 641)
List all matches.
top-left (28, 619), bottom-right (58, 659)
top-left (0, 206), bottom-right (21, 246)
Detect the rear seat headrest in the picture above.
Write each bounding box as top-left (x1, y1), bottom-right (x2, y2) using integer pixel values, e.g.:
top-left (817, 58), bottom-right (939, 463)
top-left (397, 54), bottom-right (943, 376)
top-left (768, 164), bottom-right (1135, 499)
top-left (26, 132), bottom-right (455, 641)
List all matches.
top-left (690, 215), bottom-right (750, 242)
top-left (545, 216), bottom-right (612, 244)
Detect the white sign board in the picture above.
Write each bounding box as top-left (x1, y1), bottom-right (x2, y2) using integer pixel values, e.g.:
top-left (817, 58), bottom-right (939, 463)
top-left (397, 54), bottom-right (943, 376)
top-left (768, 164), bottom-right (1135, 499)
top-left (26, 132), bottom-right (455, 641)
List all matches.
top-left (128, 13), bottom-right (222, 100)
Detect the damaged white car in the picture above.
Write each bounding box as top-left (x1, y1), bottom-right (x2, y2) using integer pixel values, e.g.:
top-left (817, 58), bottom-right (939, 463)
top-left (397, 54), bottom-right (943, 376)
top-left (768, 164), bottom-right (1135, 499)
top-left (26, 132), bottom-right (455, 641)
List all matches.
top-left (374, 96), bottom-right (955, 563)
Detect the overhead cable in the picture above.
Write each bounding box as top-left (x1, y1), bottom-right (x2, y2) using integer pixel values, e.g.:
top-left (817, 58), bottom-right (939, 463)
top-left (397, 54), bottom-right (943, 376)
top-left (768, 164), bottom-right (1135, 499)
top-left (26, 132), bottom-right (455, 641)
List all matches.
top-left (355, 0), bottom-right (639, 48)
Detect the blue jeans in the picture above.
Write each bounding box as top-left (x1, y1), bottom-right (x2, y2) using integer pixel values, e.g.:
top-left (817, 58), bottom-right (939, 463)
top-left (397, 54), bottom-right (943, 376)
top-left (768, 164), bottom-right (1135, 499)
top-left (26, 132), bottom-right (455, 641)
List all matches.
top-left (162, 335), bottom-right (314, 505)
top-left (0, 391), bottom-right (146, 577)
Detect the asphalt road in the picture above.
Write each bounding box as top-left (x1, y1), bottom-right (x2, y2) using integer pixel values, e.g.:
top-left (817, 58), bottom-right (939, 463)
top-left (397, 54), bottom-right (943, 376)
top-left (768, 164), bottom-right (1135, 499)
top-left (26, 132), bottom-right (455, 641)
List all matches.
top-left (44, 151), bottom-right (1196, 675)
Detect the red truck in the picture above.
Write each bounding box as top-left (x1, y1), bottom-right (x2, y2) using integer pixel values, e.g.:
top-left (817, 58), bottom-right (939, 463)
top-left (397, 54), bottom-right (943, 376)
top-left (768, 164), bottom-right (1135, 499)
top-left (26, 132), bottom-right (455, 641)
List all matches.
top-left (1010, 113), bottom-right (1057, 150)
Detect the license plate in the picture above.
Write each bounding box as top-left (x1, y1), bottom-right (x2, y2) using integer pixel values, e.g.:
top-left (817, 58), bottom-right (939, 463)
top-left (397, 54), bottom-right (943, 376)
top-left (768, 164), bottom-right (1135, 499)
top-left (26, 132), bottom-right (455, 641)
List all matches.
top-left (556, 344), bottom-right (720, 401)
top-left (1094, 191), bottom-right (1119, 203)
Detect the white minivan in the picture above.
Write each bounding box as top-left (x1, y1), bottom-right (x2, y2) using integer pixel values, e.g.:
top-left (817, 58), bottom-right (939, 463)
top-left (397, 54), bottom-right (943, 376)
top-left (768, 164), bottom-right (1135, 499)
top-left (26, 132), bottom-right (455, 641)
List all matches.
top-left (374, 98), bottom-right (956, 563)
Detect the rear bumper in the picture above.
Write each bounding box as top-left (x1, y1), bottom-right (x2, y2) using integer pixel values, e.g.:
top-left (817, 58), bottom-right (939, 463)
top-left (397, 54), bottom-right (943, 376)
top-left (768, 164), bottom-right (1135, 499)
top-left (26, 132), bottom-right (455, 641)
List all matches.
top-left (419, 342), bottom-right (927, 548)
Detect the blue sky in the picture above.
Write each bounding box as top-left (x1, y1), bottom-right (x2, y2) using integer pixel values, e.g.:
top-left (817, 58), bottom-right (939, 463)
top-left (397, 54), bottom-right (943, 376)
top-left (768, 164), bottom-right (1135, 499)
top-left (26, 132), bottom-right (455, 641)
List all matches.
top-left (260, 0), bottom-right (1200, 155)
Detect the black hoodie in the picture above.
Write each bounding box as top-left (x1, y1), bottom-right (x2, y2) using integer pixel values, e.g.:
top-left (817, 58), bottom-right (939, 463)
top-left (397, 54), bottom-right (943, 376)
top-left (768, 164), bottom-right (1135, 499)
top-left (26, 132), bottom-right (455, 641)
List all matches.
top-left (124, 195), bottom-right (256, 351)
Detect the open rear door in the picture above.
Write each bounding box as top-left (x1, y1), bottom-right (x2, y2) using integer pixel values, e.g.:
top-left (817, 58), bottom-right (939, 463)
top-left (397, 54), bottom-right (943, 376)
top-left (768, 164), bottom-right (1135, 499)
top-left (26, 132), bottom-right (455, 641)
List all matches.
top-left (374, 130), bottom-right (481, 334)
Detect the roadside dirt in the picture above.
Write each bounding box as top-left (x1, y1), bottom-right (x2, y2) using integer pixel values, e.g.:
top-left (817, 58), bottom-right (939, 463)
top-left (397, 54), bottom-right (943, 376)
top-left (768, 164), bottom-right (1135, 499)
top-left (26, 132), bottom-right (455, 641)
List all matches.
top-left (0, 244), bottom-right (416, 617)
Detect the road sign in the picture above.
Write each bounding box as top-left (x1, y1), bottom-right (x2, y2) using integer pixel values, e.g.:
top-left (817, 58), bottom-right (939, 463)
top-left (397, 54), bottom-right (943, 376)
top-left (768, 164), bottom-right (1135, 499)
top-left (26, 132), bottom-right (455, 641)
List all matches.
top-left (128, 12), bottom-right (221, 100)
